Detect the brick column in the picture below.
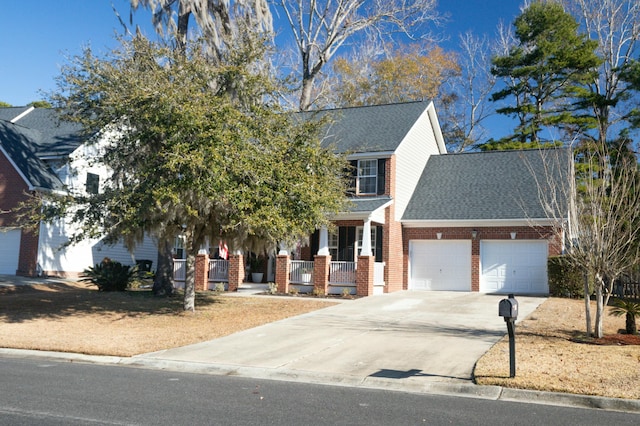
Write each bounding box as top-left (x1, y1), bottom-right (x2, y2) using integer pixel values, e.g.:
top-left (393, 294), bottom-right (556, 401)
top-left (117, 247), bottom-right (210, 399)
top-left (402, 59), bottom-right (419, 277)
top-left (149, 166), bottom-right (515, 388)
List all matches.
top-left (228, 254), bottom-right (244, 292)
top-left (313, 255), bottom-right (331, 295)
top-left (471, 239), bottom-right (480, 292)
top-left (276, 255), bottom-right (290, 294)
top-left (194, 253), bottom-right (209, 291)
top-left (356, 255), bottom-right (374, 296)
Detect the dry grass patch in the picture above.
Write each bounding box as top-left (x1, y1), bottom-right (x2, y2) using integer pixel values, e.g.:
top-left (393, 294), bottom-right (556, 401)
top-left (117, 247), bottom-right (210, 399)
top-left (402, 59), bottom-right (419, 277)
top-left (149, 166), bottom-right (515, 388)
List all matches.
top-left (474, 297), bottom-right (640, 400)
top-left (0, 281), bottom-right (336, 357)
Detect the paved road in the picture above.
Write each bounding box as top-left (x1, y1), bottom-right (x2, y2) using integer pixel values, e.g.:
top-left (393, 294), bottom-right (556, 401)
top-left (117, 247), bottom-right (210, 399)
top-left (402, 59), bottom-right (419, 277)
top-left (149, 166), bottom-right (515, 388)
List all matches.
top-left (1, 357), bottom-right (638, 426)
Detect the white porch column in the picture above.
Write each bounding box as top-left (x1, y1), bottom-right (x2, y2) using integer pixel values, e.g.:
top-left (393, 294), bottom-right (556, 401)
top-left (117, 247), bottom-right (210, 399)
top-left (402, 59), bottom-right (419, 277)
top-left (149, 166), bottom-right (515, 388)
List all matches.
top-left (360, 219), bottom-right (372, 257)
top-left (317, 226), bottom-right (330, 255)
top-left (278, 242), bottom-right (289, 255)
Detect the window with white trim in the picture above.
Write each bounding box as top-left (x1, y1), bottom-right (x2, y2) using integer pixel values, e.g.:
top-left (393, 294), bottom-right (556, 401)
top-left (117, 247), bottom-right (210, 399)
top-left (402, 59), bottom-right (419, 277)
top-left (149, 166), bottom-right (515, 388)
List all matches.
top-left (357, 159), bottom-right (377, 195)
top-left (328, 231), bottom-right (338, 259)
top-left (174, 236), bottom-right (185, 259)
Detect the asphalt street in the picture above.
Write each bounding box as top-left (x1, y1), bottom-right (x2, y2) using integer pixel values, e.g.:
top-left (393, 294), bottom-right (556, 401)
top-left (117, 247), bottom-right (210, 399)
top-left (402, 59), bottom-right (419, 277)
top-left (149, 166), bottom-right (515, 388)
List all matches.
top-left (1, 357), bottom-right (638, 426)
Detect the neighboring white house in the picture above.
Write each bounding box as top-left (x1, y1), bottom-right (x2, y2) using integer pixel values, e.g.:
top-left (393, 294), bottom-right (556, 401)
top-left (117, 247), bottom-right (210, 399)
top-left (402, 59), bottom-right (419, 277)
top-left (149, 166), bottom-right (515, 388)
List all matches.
top-left (0, 107), bottom-right (157, 277)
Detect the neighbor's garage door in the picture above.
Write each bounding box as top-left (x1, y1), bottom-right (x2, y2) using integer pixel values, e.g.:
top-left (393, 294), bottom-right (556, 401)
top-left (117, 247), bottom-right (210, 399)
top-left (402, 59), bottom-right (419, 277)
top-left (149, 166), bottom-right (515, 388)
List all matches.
top-left (480, 240), bottom-right (548, 294)
top-left (409, 240), bottom-right (471, 291)
top-left (0, 228), bottom-right (21, 275)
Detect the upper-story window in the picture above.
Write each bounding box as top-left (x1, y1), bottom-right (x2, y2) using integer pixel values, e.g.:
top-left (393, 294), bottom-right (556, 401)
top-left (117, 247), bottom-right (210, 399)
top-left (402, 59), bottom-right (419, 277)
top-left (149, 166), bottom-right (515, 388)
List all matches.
top-left (348, 158), bottom-right (386, 196)
top-left (357, 159), bottom-right (378, 194)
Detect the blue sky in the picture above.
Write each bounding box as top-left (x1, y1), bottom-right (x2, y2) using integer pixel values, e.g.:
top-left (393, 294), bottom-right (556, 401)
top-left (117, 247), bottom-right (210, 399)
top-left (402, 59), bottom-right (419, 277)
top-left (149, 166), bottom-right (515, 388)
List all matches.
top-left (0, 1), bottom-right (523, 107)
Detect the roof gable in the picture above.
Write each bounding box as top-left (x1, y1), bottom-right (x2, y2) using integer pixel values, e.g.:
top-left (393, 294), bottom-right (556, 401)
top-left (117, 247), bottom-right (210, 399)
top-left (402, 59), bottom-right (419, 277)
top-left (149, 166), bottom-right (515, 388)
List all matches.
top-left (402, 148), bottom-right (571, 221)
top-left (0, 120), bottom-right (65, 192)
top-left (307, 101), bottom-right (436, 154)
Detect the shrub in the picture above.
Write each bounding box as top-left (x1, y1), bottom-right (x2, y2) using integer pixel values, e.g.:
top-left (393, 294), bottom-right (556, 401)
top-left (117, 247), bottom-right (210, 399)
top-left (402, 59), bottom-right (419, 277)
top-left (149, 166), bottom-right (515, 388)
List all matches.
top-left (81, 258), bottom-right (137, 292)
top-left (547, 256), bottom-right (583, 298)
top-left (609, 298), bottom-right (640, 335)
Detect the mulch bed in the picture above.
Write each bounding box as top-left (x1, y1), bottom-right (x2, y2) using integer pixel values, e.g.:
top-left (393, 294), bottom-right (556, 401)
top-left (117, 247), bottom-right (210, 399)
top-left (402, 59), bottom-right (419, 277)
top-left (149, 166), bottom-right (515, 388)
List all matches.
top-left (592, 333), bottom-right (640, 345)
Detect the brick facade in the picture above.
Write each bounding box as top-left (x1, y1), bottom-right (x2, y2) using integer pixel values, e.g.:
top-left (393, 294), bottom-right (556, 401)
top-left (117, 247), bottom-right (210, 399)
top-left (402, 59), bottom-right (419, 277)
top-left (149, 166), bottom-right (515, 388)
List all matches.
top-left (194, 254), bottom-right (209, 291)
top-left (276, 254), bottom-right (290, 293)
top-left (403, 225), bottom-right (561, 292)
top-left (313, 254), bottom-right (330, 295)
top-left (227, 254), bottom-right (244, 291)
top-left (356, 255), bottom-right (374, 296)
top-left (0, 150), bottom-right (39, 276)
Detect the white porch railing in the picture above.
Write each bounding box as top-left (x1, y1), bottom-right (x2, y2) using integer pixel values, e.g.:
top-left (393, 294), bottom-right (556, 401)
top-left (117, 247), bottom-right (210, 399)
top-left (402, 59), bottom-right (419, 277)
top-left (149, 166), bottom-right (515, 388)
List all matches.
top-left (290, 260), bottom-right (314, 284)
top-left (173, 259), bottom-right (186, 289)
top-left (329, 261), bottom-right (356, 285)
top-left (208, 259), bottom-right (229, 282)
top-left (374, 262), bottom-right (385, 285)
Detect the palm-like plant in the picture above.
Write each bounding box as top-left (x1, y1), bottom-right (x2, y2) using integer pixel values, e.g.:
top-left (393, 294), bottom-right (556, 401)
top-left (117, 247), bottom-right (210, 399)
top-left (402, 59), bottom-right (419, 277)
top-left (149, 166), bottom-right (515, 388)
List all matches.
top-left (609, 298), bottom-right (640, 335)
top-left (81, 258), bottom-right (137, 292)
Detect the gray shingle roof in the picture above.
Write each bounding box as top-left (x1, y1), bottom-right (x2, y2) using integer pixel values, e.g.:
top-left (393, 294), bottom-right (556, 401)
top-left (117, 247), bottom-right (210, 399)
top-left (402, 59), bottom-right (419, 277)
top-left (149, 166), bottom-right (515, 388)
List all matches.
top-left (305, 101), bottom-right (432, 154)
top-left (0, 107), bottom-right (30, 121)
top-left (0, 120), bottom-right (65, 191)
top-left (7, 108), bottom-right (84, 158)
top-left (402, 149), bottom-right (571, 221)
top-left (345, 196), bottom-right (392, 213)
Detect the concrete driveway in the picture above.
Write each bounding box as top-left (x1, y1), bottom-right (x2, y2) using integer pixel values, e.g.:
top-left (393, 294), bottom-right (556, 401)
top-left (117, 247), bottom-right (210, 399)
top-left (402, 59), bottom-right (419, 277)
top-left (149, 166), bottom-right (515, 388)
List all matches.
top-left (137, 291), bottom-right (545, 391)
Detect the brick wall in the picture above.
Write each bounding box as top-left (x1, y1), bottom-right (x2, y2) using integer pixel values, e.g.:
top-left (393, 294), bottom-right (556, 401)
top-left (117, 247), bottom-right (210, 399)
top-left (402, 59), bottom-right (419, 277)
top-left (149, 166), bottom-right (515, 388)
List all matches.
top-left (275, 255), bottom-right (290, 293)
top-left (1, 151), bottom-right (40, 276)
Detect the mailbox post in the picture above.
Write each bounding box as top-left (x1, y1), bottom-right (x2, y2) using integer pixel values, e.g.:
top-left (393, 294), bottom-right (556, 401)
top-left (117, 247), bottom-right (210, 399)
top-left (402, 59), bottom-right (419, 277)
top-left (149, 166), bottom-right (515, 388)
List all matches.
top-left (498, 294), bottom-right (518, 378)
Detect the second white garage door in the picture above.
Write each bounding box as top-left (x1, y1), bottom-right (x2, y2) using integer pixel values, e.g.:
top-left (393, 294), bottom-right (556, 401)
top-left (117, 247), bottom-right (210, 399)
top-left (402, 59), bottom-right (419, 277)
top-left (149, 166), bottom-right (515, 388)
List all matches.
top-left (409, 240), bottom-right (471, 291)
top-left (0, 228), bottom-right (21, 275)
top-left (480, 240), bottom-right (548, 294)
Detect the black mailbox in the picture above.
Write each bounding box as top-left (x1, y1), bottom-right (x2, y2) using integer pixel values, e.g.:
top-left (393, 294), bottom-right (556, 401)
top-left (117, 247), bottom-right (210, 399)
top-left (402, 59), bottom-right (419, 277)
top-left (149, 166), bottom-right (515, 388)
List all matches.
top-left (499, 295), bottom-right (518, 320)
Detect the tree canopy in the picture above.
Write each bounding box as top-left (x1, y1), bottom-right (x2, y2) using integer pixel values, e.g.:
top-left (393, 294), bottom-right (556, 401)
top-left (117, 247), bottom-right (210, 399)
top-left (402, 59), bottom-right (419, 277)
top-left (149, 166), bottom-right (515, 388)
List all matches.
top-left (484, 1), bottom-right (600, 150)
top-left (47, 35), bottom-right (348, 310)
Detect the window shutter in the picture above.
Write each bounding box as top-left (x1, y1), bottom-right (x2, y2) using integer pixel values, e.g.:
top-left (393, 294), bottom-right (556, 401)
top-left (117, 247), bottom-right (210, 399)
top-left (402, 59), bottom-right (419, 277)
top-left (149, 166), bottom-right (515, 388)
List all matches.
top-left (377, 159), bottom-right (386, 195)
top-left (375, 226), bottom-right (383, 262)
top-left (347, 160), bottom-right (358, 195)
top-left (346, 226), bottom-right (356, 262)
top-left (310, 230), bottom-right (319, 259)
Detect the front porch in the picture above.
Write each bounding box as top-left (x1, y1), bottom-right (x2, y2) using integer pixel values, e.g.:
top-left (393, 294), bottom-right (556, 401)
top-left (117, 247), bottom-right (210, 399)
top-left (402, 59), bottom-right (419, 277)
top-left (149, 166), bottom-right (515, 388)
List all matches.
top-left (172, 252), bottom-right (384, 297)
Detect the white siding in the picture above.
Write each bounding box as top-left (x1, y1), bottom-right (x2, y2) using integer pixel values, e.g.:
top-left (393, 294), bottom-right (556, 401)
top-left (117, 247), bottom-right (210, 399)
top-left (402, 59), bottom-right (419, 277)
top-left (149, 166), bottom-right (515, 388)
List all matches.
top-left (394, 105), bottom-right (444, 221)
top-left (37, 219), bottom-right (158, 274)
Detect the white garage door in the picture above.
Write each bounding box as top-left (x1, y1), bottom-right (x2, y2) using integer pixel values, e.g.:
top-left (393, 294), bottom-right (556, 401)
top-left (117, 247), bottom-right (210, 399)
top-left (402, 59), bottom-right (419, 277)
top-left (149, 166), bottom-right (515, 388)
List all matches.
top-left (409, 240), bottom-right (471, 291)
top-left (480, 240), bottom-right (548, 294)
top-left (0, 228), bottom-right (21, 275)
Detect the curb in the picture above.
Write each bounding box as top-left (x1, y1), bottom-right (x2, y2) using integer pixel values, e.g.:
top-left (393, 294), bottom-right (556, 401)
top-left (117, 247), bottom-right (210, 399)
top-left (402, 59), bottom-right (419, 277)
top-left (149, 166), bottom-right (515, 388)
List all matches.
top-left (1, 348), bottom-right (639, 413)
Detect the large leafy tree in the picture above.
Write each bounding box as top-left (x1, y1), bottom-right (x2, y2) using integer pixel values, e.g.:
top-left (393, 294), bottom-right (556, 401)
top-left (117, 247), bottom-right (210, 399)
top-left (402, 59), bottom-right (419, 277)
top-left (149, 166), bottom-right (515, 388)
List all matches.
top-left (328, 44), bottom-right (459, 108)
top-left (47, 35), bottom-right (347, 311)
top-left (485, 1), bottom-right (600, 150)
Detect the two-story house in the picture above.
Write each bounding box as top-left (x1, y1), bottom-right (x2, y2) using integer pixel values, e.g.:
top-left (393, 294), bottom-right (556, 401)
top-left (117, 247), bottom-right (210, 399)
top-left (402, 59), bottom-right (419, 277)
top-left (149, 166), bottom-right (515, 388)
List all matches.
top-left (0, 106), bottom-right (157, 277)
top-left (293, 101), bottom-right (568, 296)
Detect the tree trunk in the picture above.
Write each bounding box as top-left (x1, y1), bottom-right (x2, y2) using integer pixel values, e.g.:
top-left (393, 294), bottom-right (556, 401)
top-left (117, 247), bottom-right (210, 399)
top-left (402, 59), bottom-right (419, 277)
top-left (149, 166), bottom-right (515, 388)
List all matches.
top-left (299, 75), bottom-right (315, 111)
top-left (184, 251), bottom-right (196, 312)
top-left (594, 274), bottom-right (605, 338)
top-left (583, 271), bottom-right (592, 337)
top-left (626, 313), bottom-right (637, 335)
top-left (152, 240), bottom-right (174, 297)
